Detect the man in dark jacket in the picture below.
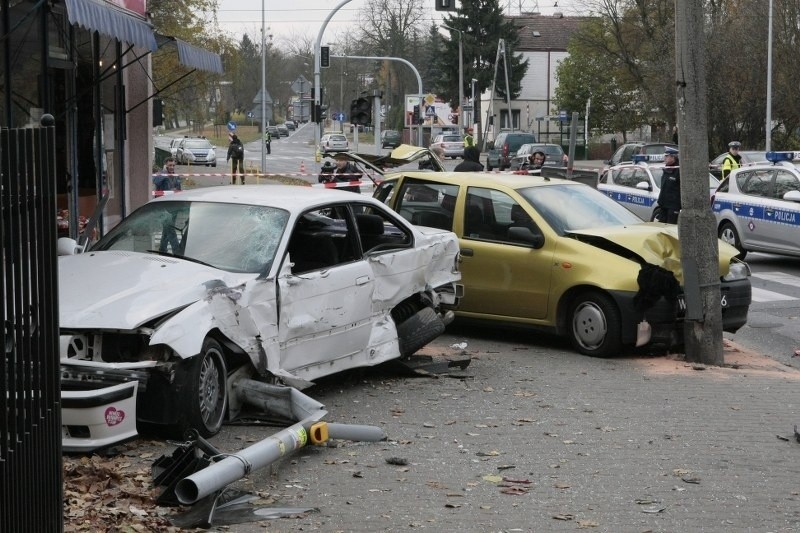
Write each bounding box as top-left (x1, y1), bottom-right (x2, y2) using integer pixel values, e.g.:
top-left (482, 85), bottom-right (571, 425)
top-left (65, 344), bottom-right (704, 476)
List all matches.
top-left (331, 154), bottom-right (362, 193)
top-left (226, 134), bottom-right (245, 185)
top-left (657, 147), bottom-right (681, 223)
top-left (454, 145), bottom-right (484, 172)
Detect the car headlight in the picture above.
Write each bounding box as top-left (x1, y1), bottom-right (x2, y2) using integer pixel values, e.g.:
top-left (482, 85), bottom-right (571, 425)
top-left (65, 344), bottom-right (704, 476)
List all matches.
top-left (723, 260), bottom-right (751, 281)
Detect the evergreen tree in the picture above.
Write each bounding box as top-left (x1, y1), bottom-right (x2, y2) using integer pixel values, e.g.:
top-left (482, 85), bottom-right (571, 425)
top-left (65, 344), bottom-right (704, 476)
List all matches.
top-left (435, 0), bottom-right (528, 110)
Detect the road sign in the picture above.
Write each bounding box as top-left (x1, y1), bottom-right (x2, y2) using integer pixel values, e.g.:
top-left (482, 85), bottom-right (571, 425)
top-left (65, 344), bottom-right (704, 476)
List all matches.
top-left (559, 110), bottom-right (568, 122)
top-left (291, 75), bottom-right (310, 94)
top-left (425, 105), bottom-right (436, 117)
top-left (227, 121), bottom-right (237, 131)
top-left (334, 112), bottom-right (345, 121)
top-left (246, 112), bottom-right (254, 119)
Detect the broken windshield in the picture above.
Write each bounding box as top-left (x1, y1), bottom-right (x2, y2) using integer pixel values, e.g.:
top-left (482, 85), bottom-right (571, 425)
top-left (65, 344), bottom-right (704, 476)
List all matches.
top-left (92, 201), bottom-right (290, 274)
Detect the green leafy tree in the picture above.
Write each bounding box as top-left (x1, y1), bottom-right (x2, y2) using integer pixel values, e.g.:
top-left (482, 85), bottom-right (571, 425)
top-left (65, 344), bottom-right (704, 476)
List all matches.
top-left (148, 0), bottom-right (225, 129)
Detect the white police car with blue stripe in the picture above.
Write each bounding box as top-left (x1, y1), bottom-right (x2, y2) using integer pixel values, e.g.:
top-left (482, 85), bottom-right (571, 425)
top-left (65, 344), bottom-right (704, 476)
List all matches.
top-left (712, 150), bottom-right (800, 259)
top-left (598, 154), bottom-right (719, 221)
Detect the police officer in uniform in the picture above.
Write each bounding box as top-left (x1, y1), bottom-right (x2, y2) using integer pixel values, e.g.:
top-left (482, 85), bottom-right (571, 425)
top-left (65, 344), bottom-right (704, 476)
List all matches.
top-left (657, 146), bottom-right (681, 224)
top-left (721, 141), bottom-right (742, 181)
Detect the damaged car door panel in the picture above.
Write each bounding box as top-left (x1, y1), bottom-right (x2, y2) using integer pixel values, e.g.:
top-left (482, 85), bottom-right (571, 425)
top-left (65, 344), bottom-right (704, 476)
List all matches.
top-left (58, 187), bottom-right (462, 452)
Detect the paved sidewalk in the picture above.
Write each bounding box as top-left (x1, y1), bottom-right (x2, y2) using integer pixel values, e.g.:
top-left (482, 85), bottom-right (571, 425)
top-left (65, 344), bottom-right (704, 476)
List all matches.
top-left (195, 332), bottom-right (800, 532)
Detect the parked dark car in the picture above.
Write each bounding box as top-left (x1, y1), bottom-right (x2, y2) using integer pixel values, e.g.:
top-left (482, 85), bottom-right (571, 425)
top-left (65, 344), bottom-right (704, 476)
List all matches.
top-left (381, 130), bottom-right (402, 149)
top-left (708, 150), bottom-right (768, 180)
top-left (606, 142), bottom-right (678, 167)
top-left (486, 132), bottom-right (536, 171)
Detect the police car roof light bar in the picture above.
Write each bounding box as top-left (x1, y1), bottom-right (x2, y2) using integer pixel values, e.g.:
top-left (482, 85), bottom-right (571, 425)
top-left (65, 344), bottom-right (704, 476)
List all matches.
top-left (765, 151), bottom-right (795, 164)
top-left (632, 154), bottom-right (665, 164)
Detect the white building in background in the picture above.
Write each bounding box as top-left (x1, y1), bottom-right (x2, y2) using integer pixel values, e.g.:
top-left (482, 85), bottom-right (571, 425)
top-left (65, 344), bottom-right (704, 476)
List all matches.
top-left (481, 13), bottom-right (589, 144)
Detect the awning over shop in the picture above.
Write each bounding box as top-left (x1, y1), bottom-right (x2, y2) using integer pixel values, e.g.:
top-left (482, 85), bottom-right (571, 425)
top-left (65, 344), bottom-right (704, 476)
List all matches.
top-left (155, 34), bottom-right (224, 74)
top-left (65, 0), bottom-right (157, 51)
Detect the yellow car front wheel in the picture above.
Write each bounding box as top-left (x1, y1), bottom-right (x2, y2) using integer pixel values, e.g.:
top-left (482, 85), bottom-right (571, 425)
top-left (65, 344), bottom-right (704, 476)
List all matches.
top-left (568, 291), bottom-right (622, 357)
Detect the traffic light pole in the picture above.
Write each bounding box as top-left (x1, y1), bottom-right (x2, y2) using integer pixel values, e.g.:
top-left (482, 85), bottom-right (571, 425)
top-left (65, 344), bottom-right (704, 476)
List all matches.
top-left (314, 0), bottom-right (353, 155)
top-left (332, 54), bottom-right (424, 147)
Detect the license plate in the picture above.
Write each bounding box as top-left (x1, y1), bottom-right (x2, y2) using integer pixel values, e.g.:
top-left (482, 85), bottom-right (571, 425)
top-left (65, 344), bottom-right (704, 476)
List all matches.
top-left (677, 293), bottom-right (729, 310)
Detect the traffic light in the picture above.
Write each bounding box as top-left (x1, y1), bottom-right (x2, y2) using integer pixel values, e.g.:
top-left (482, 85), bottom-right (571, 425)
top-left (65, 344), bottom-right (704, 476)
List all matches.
top-left (412, 105), bottom-right (420, 125)
top-left (350, 97), bottom-right (372, 125)
top-left (435, 0), bottom-right (455, 11)
top-left (320, 104), bottom-right (328, 120)
top-left (153, 98), bottom-right (164, 126)
top-left (312, 104), bottom-right (318, 122)
top-left (320, 46), bottom-right (330, 68)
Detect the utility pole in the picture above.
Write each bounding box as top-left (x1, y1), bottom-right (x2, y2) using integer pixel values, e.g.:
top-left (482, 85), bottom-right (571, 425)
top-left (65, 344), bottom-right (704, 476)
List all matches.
top-left (675, 0), bottom-right (724, 364)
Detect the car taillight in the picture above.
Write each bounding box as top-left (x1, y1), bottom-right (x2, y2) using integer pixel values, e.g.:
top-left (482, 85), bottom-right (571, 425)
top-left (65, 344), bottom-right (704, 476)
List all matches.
top-left (503, 145), bottom-right (509, 156)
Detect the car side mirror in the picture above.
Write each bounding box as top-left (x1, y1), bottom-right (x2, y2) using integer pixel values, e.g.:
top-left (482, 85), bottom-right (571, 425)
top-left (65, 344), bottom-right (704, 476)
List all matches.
top-left (783, 190), bottom-right (800, 202)
top-left (487, 142), bottom-right (495, 150)
top-left (507, 226), bottom-right (545, 248)
top-left (57, 237), bottom-right (83, 256)
top-left (635, 181), bottom-right (652, 191)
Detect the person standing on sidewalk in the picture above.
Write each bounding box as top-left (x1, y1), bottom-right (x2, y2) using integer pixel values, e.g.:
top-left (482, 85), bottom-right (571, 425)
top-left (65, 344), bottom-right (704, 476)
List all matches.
top-left (227, 134), bottom-right (245, 185)
top-left (264, 130), bottom-right (272, 155)
top-left (153, 157), bottom-right (181, 193)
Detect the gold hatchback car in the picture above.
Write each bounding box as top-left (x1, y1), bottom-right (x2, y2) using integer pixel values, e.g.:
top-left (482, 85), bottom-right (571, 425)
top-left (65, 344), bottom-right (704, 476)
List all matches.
top-left (374, 172), bottom-right (752, 357)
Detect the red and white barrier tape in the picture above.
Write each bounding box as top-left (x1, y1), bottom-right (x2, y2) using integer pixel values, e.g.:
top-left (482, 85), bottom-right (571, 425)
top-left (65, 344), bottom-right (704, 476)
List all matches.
top-left (311, 180), bottom-right (374, 189)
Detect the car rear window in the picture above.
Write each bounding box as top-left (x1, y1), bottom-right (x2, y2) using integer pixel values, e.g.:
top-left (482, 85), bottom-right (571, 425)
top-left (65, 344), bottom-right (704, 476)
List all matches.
top-left (507, 135), bottom-right (536, 151)
top-left (443, 135), bottom-right (462, 142)
top-left (329, 135), bottom-right (346, 141)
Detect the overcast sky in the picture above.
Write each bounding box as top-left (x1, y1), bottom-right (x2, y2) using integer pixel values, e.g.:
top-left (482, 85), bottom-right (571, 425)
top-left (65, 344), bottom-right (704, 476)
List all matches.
top-left (213, 0), bottom-right (584, 46)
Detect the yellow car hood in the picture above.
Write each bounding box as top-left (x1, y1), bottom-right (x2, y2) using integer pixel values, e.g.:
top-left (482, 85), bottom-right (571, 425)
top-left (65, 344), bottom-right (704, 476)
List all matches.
top-left (568, 223), bottom-right (738, 284)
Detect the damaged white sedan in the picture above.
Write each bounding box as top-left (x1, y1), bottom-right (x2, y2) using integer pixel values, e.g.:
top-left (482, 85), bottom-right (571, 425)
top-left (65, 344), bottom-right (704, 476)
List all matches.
top-left (58, 185), bottom-right (462, 452)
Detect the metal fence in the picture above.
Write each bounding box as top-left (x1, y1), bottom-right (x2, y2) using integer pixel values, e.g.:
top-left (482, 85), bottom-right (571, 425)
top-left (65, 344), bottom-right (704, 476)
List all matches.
top-left (1, 117), bottom-right (63, 531)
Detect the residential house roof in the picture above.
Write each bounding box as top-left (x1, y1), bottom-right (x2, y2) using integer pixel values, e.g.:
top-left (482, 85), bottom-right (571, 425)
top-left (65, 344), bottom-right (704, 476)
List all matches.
top-left (509, 13), bottom-right (592, 52)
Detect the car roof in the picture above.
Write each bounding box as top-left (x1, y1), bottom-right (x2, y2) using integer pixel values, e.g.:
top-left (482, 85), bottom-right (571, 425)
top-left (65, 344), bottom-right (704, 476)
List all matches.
top-left (383, 171), bottom-right (586, 191)
top-left (151, 184), bottom-right (383, 211)
top-left (338, 144), bottom-right (445, 173)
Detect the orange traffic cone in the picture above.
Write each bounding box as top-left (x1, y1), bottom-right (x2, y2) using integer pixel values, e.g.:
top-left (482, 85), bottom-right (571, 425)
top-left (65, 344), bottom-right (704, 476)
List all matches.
top-left (300, 160), bottom-right (306, 174)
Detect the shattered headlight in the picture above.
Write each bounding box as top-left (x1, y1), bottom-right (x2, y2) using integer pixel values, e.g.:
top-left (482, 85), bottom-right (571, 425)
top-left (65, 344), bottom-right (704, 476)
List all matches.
top-left (723, 260), bottom-right (751, 282)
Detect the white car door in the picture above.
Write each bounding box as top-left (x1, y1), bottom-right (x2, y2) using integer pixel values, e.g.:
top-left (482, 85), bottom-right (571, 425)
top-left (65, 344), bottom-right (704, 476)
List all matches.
top-left (277, 205), bottom-right (375, 380)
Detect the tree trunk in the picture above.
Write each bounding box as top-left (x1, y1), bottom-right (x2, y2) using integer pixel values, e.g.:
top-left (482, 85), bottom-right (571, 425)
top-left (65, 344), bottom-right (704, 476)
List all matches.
top-left (675, 0), bottom-right (724, 365)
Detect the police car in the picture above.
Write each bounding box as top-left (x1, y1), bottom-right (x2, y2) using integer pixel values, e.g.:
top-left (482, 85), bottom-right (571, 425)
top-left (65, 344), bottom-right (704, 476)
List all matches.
top-left (598, 154), bottom-right (720, 221)
top-left (711, 151), bottom-right (800, 259)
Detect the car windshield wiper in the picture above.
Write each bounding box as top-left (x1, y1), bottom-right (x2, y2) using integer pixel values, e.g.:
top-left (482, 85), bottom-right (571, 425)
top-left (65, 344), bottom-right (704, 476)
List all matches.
top-left (146, 249), bottom-right (216, 269)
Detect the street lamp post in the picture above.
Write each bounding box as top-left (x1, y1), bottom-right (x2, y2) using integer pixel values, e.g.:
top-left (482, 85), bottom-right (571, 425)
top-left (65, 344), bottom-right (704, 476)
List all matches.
top-left (470, 78), bottom-right (477, 131)
top-left (261, 2), bottom-right (268, 175)
top-left (442, 24), bottom-right (464, 129)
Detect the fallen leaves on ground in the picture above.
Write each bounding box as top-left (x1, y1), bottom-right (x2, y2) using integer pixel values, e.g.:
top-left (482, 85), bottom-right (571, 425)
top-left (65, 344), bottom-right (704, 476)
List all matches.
top-left (63, 451), bottom-right (189, 532)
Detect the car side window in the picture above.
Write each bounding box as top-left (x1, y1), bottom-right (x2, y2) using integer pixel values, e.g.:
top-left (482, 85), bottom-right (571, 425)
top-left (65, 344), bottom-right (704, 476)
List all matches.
top-left (615, 168), bottom-right (637, 188)
top-left (394, 179), bottom-right (459, 231)
top-left (286, 205), bottom-right (358, 274)
top-left (355, 206), bottom-right (413, 253)
top-left (773, 170), bottom-right (800, 199)
top-left (464, 187), bottom-right (532, 243)
top-left (740, 170), bottom-right (773, 197)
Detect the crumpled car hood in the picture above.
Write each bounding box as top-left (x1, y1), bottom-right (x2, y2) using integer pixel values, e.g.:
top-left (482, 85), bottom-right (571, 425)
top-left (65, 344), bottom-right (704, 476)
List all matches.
top-left (59, 251), bottom-right (254, 329)
top-left (568, 222), bottom-right (738, 283)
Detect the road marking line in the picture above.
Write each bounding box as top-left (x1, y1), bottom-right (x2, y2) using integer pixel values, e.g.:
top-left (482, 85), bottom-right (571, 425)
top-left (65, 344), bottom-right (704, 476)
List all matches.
top-left (751, 287), bottom-right (798, 303)
top-left (751, 271), bottom-right (800, 285)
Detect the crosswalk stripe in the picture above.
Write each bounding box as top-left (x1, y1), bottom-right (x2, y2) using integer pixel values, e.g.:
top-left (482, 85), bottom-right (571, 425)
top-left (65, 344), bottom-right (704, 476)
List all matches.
top-left (751, 287), bottom-right (798, 303)
top-left (751, 271), bottom-right (800, 285)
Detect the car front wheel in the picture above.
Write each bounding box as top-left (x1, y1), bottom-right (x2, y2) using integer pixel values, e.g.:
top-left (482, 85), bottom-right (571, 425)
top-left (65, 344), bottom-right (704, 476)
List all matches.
top-left (568, 291), bottom-right (622, 357)
top-left (180, 338), bottom-right (228, 437)
top-left (719, 221), bottom-right (747, 259)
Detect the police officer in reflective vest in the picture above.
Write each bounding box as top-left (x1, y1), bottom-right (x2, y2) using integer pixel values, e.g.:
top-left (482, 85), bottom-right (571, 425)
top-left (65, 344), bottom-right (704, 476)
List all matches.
top-left (463, 127), bottom-right (475, 148)
top-left (721, 141), bottom-right (742, 181)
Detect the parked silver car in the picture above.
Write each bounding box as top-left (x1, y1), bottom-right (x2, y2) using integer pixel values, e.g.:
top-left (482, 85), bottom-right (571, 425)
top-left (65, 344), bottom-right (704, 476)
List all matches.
top-left (320, 133), bottom-right (349, 153)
